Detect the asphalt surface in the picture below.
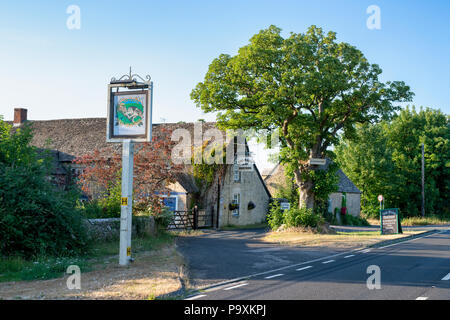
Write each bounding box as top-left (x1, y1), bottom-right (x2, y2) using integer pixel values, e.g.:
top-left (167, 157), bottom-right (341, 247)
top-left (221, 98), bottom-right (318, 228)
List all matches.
top-left (177, 228), bottom-right (346, 289)
top-left (185, 229), bottom-right (450, 300)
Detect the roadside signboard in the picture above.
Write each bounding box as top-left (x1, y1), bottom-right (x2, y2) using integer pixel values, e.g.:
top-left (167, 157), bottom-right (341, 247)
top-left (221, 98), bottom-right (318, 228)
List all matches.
top-left (309, 158), bottom-right (327, 166)
top-left (378, 195), bottom-right (383, 202)
top-left (280, 202), bottom-right (290, 210)
top-left (380, 208), bottom-right (401, 235)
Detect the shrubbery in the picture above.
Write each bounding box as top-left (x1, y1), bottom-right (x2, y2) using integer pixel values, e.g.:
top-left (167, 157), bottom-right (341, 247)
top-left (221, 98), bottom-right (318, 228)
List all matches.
top-left (341, 214), bottom-right (370, 226)
top-left (284, 207), bottom-right (324, 228)
top-left (267, 201), bottom-right (285, 230)
top-left (267, 201), bottom-right (324, 230)
top-left (0, 119), bottom-right (89, 258)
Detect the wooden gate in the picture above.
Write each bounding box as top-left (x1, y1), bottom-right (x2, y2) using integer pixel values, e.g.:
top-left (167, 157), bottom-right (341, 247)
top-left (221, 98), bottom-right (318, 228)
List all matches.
top-left (167, 210), bottom-right (194, 230)
top-left (167, 207), bottom-right (214, 230)
top-left (193, 207), bottom-right (213, 229)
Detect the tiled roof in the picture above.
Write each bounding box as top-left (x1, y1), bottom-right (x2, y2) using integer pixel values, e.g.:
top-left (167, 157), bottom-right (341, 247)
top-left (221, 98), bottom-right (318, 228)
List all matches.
top-left (9, 119), bottom-right (218, 159)
top-left (264, 160), bottom-right (361, 195)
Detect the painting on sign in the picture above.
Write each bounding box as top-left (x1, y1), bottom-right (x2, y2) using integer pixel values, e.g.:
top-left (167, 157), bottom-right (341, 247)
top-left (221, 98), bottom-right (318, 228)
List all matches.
top-left (112, 91), bottom-right (148, 138)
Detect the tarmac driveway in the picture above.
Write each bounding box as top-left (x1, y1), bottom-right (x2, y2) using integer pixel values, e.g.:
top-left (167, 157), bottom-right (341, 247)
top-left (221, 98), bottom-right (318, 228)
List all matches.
top-left (176, 228), bottom-right (343, 289)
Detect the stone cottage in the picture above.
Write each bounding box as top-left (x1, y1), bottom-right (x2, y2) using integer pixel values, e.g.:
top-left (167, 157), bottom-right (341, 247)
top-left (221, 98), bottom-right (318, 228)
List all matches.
top-left (7, 108), bottom-right (271, 228)
top-left (263, 160), bottom-right (361, 216)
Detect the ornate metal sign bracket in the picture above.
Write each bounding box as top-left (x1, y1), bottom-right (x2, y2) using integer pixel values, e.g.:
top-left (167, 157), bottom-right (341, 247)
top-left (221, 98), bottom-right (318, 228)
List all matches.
top-left (110, 67), bottom-right (151, 89)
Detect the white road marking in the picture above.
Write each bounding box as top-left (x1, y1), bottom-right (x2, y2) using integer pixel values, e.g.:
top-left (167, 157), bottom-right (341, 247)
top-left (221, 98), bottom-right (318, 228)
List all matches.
top-left (223, 283), bottom-right (248, 291)
top-left (416, 297), bottom-right (428, 300)
top-left (265, 273), bottom-right (284, 279)
top-left (193, 230), bottom-right (446, 293)
top-left (379, 230), bottom-right (447, 249)
top-left (322, 260), bottom-right (335, 264)
top-left (441, 272), bottom-right (450, 281)
top-left (360, 249), bottom-right (371, 253)
top-left (296, 266), bottom-right (313, 271)
top-left (185, 294), bottom-right (207, 300)
top-left (344, 255), bottom-right (355, 258)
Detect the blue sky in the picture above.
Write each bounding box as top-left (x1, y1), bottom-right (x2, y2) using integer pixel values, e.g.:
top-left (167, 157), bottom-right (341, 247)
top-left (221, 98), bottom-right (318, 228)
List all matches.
top-left (0, 1), bottom-right (449, 168)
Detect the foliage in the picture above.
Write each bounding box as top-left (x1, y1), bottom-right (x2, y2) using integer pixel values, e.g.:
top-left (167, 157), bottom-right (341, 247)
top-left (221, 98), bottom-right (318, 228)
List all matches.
top-left (192, 139), bottom-right (227, 190)
top-left (191, 24), bottom-right (413, 209)
top-left (150, 207), bottom-right (174, 231)
top-left (267, 200), bottom-right (285, 230)
top-left (340, 214), bottom-right (370, 226)
top-left (0, 118), bottom-right (89, 258)
top-left (274, 169), bottom-right (299, 208)
top-left (267, 200), bottom-right (324, 230)
top-left (284, 207), bottom-right (324, 228)
top-left (311, 162), bottom-right (339, 202)
top-left (336, 107), bottom-right (449, 218)
top-left (74, 127), bottom-right (183, 216)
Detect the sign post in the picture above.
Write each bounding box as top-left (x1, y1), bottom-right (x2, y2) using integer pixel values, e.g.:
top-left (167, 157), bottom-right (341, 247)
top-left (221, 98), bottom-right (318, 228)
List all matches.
top-left (119, 139), bottom-right (134, 265)
top-left (107, 68), bottom-right (152, 266)
top-left (378, 194), bottom-right (384, 210)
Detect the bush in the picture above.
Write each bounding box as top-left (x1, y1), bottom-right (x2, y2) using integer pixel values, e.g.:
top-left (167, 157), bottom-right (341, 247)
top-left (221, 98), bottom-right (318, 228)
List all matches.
top-left (284, 207), bottom-right (324, 228)
top-left (341, 214), bottom-right (370, 226)
top-left (267, 201), bottom-right (285, 230)
top-left (0, 120), bottom-right (89, 258)
top-left (151, 207), bottom-right (173, 231)
top-left (0, 165), bottom-right (90, 258)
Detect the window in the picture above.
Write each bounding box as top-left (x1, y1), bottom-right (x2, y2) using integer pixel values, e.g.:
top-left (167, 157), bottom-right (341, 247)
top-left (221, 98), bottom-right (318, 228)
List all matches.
top-left (233, 165), bottom-right (241, 182)
top-left (232, 193), bottom-right (240, 216)
top-left (233, 156), bottom-right (241, 182)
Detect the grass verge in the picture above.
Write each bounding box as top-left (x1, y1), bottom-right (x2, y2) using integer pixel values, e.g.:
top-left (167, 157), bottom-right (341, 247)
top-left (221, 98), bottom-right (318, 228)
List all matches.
top-left (0, 232), bottom-right (174, 283)
top-left (365, 215), bottom-right (450, 226)
top-left (262, 229), bottom-right (424, 249)
top-left (400, 215), bottom-right (450, 226)
top-left (221, 222), bottom-right (269, 231)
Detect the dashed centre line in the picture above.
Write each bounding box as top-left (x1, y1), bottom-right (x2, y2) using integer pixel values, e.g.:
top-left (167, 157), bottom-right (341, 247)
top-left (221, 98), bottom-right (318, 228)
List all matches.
top-left (416, 296), bottom-right (428, 300)
top-left (296, 266), bottom-right (313, 271)
top-left (185, 294), bottom-right (207, 300)
top-left (322, 260), bottom-right (335, 264)
top-left (265, 273), bottom-right (284, 279)
top-left (344, 255), bottom-right (355, 258)
top-left (223, 282), bottom-right (249, 290)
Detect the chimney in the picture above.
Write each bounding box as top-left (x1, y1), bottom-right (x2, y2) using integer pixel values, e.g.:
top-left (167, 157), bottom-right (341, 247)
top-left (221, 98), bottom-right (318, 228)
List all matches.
top-left (13, 108), bottom-right (28, 127)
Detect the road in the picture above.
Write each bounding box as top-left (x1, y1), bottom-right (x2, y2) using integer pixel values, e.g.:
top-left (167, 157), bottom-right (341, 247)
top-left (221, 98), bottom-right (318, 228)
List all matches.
top-left (185, 229), bottom-right (450, 300)
top-left (177, 228), bottom-right (346, 289)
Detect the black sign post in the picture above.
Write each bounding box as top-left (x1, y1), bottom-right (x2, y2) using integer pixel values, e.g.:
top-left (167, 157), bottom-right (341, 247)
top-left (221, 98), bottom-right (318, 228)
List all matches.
top-left (380, 208), bottom-right (402, 235)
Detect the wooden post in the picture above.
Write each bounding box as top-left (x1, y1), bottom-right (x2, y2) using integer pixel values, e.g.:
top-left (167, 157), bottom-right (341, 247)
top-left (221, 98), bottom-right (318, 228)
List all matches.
top-left (119, 139), bottom-right (134, 266)
top-left (193, 205), bottom-right (198, 230)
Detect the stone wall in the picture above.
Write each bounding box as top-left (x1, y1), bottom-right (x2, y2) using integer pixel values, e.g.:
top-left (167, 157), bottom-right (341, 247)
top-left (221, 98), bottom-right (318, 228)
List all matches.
top-left (84, 216), bottom-right (157, 242)
top-left (219, 165), bottom-right (270, 227)
top-left (329, 192), bottom-right (361, 217)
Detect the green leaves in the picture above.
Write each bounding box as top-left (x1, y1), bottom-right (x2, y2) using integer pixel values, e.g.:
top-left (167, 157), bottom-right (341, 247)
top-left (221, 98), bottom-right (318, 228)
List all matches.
top-left (336, 106), bottom-right (449, 217)
top-left (0, 118), bottom-right (89, 258)
top-left (192, 25), bottom-right (413, 209)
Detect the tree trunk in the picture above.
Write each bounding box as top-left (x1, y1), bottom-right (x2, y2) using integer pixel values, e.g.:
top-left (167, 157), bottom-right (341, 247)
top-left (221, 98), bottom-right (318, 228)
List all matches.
top-left (299, 179), bottom-right (315, 209)
top-left (293, 167), bottom-right (315, 210)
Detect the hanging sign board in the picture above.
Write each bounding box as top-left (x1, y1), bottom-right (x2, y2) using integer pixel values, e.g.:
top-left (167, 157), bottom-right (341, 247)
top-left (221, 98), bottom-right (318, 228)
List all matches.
top-left (380, 208), bottom-right (401, 235)
top-left (112, 91), bottom-right (148, 138)
top-left (106, 73), bottom-right (153, 143)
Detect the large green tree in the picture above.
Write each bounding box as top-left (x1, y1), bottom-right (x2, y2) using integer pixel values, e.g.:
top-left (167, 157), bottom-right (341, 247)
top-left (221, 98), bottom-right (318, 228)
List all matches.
top-left (191, 25), bottom-right (413, 209)
top-left (337, 107), bottom-right (449, 217)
